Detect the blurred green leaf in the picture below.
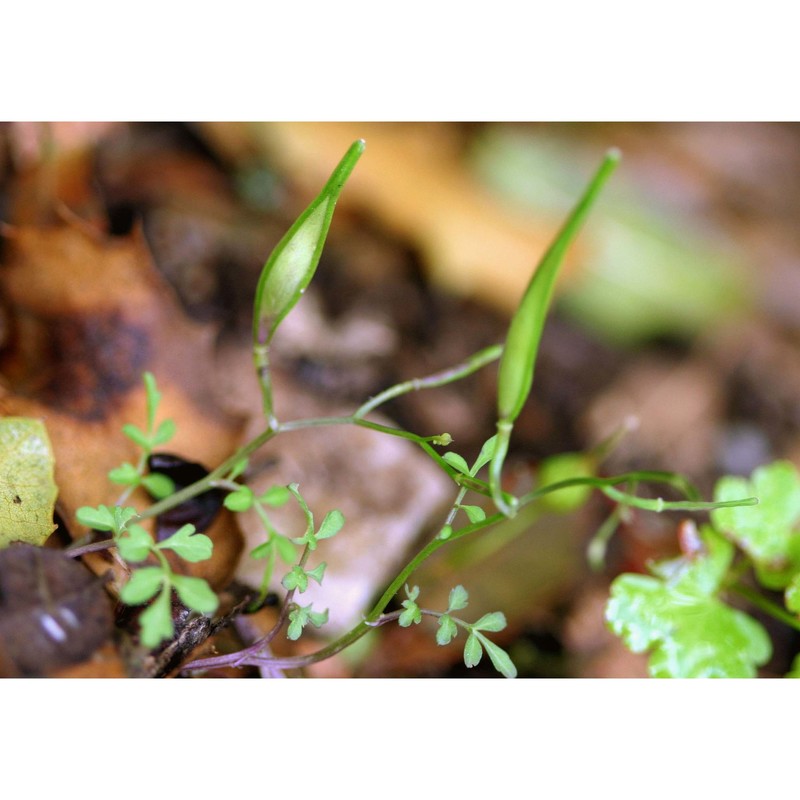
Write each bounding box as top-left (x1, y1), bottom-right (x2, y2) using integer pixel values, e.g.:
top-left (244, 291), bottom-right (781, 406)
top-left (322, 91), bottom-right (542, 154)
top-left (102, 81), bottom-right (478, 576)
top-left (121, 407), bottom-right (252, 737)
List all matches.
top-left (275, 534), bottom-right (298, 564)
top-left (117, 524), bottom-right (154, 563)
top-left (470, 127), bottom-right (751, 345)
top-left (152, 419), bottom-right (177, 446)
top-left (76, 505), bottom-right (116, 533)
top-left (224, 485), bottom-right (255, 512)
top-left (316, 509), bottom-right (345, 541)
top-left (447, 585), bottom-right (469, 612)
top-left (282, 566), bottom-right (308, 593)
top-left (157, 524), bottom-right (213, 563)
top-left (108, 462), bottom-right (141, 486)
top-left (459, 504), bottom-right (486, 524)
top-left (260, 485), bottom-right (291, 506)
top-left (307, 562), bottom-right (326, 586)
top-left (713, 460), bottom-right (800, 588)
top-left (288, 604), bottom-right (329, 641)
top-left (171, 575), bottom-right (218, 614)
top-left (443, 452), bottom-right (470, 476)
top-left (463, 633), bottom-right (483, 668)
top-left (472, 611), bottom-right (507, 633)
top-left (120, 567), bottom-right (164, 605)
top-left (436, 614), bottom-right (458, 645)
top-left (142, 472), bottom-right (175, 499)
top-left (121, 424), bottom-right (150, 451)
top-left (473, 435), bottom-right (498, 473)
top-left (478, 634), bottom-right (517, 678)
top-left (606, 527), bottom-right (771, 677)
top-left (138, 586), bottom-right (174, 648)
top-left (537, 452), bottom-right (595, 513)
top-left (399, 598), bottom-right (422, 627)
top-left (784, 572), bottom-right (800, 616)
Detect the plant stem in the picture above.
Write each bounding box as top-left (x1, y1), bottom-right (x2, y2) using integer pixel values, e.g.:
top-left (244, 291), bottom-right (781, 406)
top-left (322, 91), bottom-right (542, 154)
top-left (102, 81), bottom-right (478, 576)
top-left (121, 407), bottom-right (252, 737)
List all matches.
top-left (139, 346), bottom-right (506, 523)
top-left (354, 344), bottom-right (502, 418)
top-left (730, 582), bottom-right (800, 632)
top-left (65, 538), bottom-right (117, 558)
top-left (138, 424), bottom-right (281, 520)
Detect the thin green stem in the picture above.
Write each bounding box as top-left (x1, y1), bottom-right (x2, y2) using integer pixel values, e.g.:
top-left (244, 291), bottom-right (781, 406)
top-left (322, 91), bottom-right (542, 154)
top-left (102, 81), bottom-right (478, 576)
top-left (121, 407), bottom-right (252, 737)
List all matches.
top-left (731, 582), bottom-right (800, 633)
top-left (137, 425), bottom-right (280, 520)
top-left (65, 538), bottom-right (117, 558)
top-left (354, 344), bottom-right (503, 419)
top-left (181, 512), bottom-right (503, 674)
top-left (139, 345), bottom-right (505, 523)
top-left (586, 505), bottom-right (624, 572)
top-left (489, 419), bottom-right (515, 516)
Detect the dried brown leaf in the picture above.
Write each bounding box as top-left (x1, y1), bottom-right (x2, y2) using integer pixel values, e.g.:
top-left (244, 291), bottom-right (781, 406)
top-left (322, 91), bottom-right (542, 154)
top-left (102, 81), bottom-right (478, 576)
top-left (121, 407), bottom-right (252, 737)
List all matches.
top-left (0, 221), bottom-right (244, 589)
top-left (0, 545), bottom-right (114, 677)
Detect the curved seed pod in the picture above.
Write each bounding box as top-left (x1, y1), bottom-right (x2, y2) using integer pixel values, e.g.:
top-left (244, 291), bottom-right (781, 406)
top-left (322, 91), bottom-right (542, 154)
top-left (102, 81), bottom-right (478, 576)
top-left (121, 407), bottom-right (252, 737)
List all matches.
top-left (252, 139), bottom-right (365, 424)
top-left (253, 139), bottom-right (366, 349)
top-left (491, 150), bottom-right (621, 516)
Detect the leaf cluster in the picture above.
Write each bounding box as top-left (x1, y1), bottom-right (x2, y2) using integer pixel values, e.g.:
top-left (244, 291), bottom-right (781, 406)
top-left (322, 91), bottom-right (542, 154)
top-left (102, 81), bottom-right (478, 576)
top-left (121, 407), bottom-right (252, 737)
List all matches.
top-left (398, 584), bottom-right (517, 678)
top-left (109, 372), bottom-right (177, 499)
top-left (118, 524), bottom-right (218, 648)
top-left (607, 461), bottom-right (800, 677)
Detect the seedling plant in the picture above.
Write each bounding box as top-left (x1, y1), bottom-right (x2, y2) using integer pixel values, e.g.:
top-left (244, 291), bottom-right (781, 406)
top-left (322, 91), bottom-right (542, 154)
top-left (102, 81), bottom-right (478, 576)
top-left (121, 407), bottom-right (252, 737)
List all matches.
top-left (71, 139), bottom-right (779, 678)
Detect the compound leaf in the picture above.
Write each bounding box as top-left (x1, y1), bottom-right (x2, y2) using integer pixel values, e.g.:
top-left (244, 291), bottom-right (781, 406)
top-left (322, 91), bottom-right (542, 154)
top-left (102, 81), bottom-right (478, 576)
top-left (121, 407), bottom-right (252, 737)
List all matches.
top-left (606, 527), bottom-right (771, 677)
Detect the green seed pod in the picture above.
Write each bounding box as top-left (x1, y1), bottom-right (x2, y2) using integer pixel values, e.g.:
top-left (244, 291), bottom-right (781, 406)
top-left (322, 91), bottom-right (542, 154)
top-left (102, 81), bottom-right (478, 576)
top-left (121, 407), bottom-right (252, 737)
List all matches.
top-left (496, 149), bottom-right (621, 424)
top-left (491, 149), bottom-right (620, 517)
top-left (253, 139), bottom-right (365, 348)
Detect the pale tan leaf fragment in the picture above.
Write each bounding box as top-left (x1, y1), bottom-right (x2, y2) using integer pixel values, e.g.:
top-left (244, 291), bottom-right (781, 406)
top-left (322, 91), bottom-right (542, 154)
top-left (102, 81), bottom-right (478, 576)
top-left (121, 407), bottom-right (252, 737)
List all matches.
top-left (0, 417), bottom-right (57, 547)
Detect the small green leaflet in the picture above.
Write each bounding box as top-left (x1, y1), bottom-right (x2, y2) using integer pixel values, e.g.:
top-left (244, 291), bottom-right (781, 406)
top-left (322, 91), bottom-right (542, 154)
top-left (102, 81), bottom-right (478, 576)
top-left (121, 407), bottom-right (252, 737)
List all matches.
top-left (399, 584), bottom-right (422, 627)
top-left (447, 585), bottom-right (469, 612)
top-left (120, 567), bottom-right (165, 605)
top-left (478, 633), bottom-right (517, 679)
top-left (171, 575), bottom-right (219, 614)
top-left (287, 604), bottom-right (329, 641)
top-left (436, 615), bottom-right (458, 645)
top-left (117, 524), bottom-right (154, 562)
top-left (76, 504), bottom-right (138, 535)
top-left (138, 587), bottom-right (174, 648)
top-left (224, 485), bottom-right (255, 512)
top-left (157, 524), bottom-right (213, 563)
